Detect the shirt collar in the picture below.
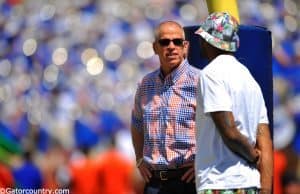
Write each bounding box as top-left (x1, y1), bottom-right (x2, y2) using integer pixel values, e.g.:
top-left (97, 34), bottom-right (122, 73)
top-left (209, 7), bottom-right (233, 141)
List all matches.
top-left (159, 59), bottom-right (188, 84)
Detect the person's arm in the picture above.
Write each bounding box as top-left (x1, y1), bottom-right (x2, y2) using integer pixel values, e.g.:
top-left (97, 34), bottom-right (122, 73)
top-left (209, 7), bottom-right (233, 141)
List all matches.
top-left (131, 126), bottom-right (152, 182)
top-left (131, 83), bottom-right (152, 182)
top-left (210, 111), bottom-right (259, 163)
top-left (256, 123), bottom-right (273, 194)
top-left (131, 126), bottom-right (144, 164)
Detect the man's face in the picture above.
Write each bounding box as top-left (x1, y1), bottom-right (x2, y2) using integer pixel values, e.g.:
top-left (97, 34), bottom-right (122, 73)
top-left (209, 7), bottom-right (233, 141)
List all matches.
top-left (153, 23), bottom-right (188, 75)
top-left (199, 36), bottom-right (208, 59)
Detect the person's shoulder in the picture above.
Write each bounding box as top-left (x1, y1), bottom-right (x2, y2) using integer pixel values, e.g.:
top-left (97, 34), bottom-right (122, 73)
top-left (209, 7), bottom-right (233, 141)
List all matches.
top-left (201, 58), bottom-right (226, 80)
top-left (211, 55), bottom-right (230, 66)
top-left (204, 55), bottom-right (234, 73)
top-left (186, 62), bottom-right (201, 78)
top-left (139, 69), bottom-right (160, 86)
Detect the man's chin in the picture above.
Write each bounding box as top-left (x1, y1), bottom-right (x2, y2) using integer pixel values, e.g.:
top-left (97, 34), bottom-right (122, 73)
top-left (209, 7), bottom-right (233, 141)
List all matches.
top-left (169, 62), bottom-right (181, 68)
top-left (167, 58), bottom-right (181, 65)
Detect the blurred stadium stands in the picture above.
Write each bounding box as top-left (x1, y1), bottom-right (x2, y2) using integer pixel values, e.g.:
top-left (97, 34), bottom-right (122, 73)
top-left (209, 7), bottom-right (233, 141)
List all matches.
top-left (0, 0), bottom-right (299, 193)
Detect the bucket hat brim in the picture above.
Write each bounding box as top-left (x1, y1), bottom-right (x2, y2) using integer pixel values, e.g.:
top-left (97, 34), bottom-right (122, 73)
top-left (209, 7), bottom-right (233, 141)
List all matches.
top-left (195, 27), bottom-right (238, 52)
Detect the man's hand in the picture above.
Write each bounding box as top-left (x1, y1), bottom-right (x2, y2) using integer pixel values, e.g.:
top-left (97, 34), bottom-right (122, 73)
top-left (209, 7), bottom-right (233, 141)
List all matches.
top-left (254, 149), bottom-right (262, 168)
top-left (137, 159), bottom-right (152, 183)
top-left (248, 148), bottom-right (261, 168)
top-left (180, 162), bottom-right (195, 183)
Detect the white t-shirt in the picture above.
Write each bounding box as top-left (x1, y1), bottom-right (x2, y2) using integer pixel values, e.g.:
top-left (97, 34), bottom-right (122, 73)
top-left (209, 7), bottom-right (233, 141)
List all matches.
top-left (195, 55), bottom-right (269, 191)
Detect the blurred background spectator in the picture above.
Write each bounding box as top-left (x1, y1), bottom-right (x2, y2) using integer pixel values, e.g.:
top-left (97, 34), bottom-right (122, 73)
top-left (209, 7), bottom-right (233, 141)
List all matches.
top-left (0, 0), bottom-right (299, 193)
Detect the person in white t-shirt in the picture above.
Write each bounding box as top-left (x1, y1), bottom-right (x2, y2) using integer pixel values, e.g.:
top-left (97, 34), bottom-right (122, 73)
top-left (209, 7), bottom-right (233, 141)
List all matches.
top-left (194, 12), bottom-right (273, 194)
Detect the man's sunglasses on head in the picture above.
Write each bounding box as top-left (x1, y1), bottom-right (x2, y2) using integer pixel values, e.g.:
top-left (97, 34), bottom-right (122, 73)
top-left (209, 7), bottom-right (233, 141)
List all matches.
top-left (158, 38), bottom-right (184, 46)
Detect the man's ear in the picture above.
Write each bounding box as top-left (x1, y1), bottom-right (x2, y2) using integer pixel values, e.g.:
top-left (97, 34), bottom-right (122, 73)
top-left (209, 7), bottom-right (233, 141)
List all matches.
top-left (153, 42), bottom-right (158, 54)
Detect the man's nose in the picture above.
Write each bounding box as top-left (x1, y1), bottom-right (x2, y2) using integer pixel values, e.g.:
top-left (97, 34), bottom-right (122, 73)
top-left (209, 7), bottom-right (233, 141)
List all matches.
top-left (167, 41), bottom-right (176, 48)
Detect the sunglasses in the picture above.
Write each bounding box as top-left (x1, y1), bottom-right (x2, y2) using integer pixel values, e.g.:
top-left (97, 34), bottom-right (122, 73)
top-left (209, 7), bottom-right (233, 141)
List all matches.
top-left (158, 38), bottom-right (184, 46)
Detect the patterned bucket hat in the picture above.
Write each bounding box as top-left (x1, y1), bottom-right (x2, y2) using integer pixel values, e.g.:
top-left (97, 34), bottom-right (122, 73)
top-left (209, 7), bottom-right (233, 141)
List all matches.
top-left (195, 12), bottom-right (240, 52)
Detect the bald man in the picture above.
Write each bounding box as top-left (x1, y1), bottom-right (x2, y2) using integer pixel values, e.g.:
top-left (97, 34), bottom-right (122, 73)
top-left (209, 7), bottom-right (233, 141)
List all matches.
top-left (131, 21), bottom-right (200, 194)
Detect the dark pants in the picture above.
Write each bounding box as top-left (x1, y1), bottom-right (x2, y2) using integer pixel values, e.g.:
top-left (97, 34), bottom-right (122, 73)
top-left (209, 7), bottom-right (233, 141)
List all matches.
top-left (144, 178), bottom-right (196, 194)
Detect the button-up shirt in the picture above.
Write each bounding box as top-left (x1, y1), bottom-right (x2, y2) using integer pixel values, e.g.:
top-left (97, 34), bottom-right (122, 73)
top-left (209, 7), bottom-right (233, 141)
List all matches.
top-left (131, 60), bottom-right (199, 170)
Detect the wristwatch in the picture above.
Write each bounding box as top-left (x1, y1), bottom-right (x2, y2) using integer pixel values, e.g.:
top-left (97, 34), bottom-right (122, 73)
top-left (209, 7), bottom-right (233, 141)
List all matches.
top-left (136, 158), bottom-right (144, 168)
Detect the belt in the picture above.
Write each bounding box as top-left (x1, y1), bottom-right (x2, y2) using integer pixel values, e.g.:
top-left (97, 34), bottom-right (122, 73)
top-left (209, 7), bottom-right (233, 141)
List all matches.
top-left (151, 167), bottom-right (188, 181)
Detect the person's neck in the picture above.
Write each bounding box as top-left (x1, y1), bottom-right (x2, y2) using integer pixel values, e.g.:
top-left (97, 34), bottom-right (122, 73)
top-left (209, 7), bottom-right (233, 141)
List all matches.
top-left (160, 61), bottom-right (183, 77)
top-left (161, 67), bottom-right (176, 77)
top-left (207, 51), bottom-right (233, 62)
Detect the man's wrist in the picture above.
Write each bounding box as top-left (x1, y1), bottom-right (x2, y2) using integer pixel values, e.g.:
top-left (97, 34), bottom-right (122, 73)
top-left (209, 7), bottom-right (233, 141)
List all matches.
top-left (251, 149), bottom-right (259, 163)
top-left (136, 157), bottom-right (144, 168)
top-left (247, 149), bottom-right (259, 167)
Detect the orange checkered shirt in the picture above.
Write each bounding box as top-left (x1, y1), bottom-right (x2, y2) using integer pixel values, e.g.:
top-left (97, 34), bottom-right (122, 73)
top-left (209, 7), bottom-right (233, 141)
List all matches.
top-left (131, 60), bottom-right (199, 170)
